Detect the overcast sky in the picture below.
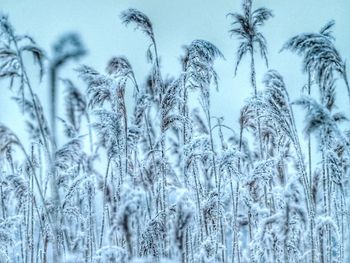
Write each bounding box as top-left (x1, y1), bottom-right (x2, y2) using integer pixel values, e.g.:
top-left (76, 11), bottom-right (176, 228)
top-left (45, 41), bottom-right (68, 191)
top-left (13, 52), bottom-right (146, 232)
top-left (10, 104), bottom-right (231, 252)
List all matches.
top-left (1, 0), bottom-right (350, 144)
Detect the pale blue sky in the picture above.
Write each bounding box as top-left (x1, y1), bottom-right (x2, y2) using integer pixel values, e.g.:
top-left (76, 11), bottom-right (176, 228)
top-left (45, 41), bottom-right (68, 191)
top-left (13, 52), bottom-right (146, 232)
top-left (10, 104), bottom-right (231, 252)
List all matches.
top-left (1, 0), bottom-right (350, 144)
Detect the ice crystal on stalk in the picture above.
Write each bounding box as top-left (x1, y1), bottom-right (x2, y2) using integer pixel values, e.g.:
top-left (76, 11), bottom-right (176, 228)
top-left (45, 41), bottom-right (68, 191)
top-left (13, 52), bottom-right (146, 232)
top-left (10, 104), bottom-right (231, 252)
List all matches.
top-left (0, 2), bottom-right (349, 263)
